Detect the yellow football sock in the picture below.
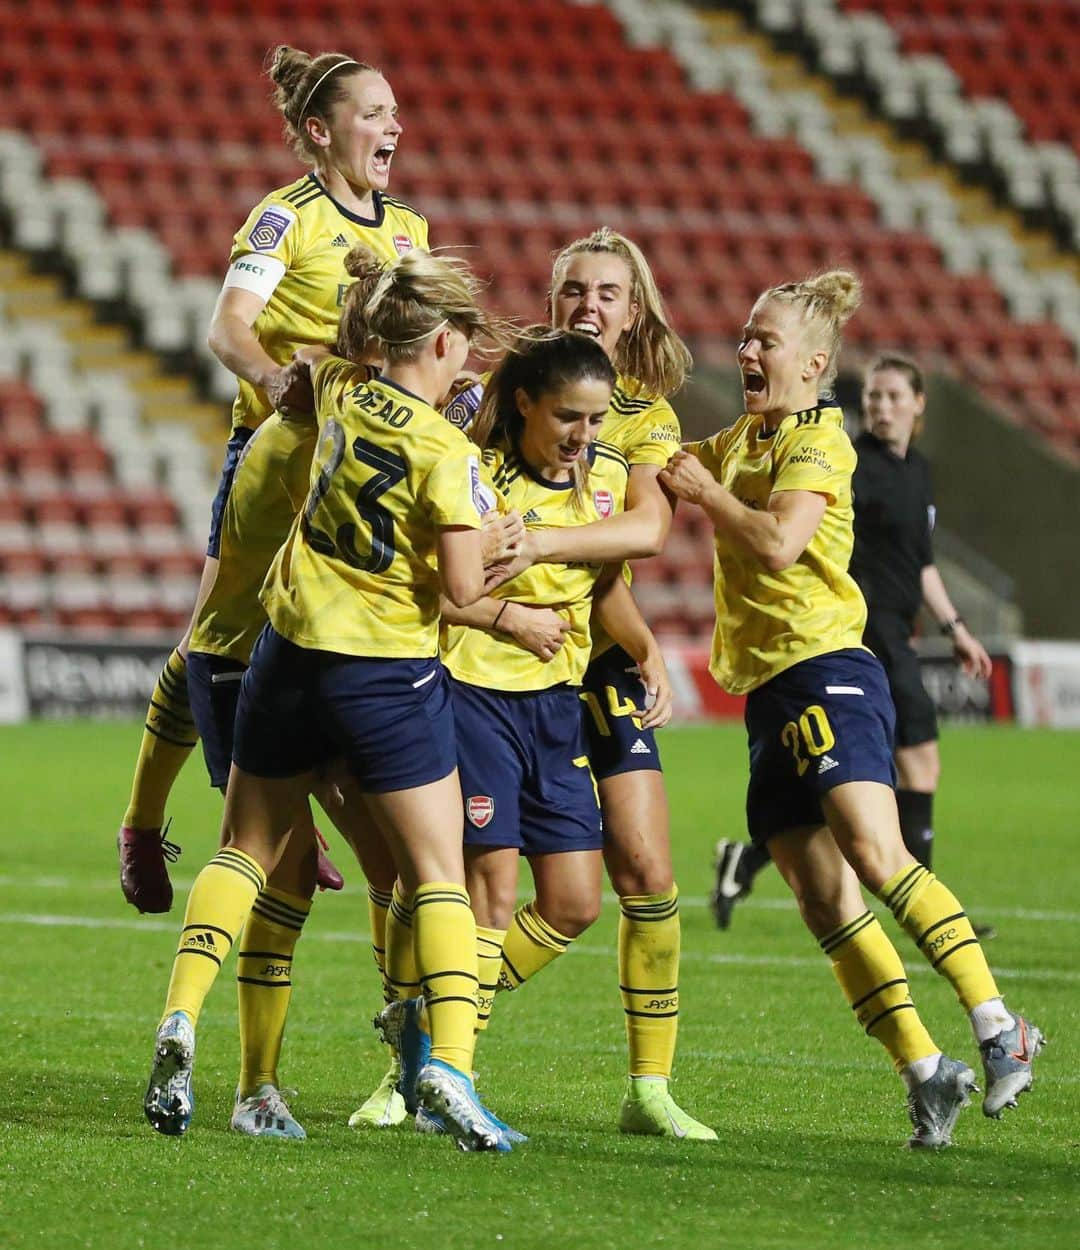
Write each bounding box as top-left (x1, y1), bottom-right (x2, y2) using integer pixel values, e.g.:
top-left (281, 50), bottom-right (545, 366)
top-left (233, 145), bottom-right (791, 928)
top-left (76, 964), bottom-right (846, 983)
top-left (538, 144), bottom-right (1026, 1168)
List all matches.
top-left (878, 864), bottom-right (1000, 1011)
top-left (367, 883), bottom-right (393, 1004)
top-left (412, 882), bottom-right (478, 1074)
top-left (821, 910), bottom-right (939, 1072)
top-left (619, 887), bottom-right (680, 1079)
top-left (123, 648), bottom-right (199, 829)
top-left (386, 880), bottom-right (421, 1003)
top-left (499, 901), bottom-right (572, 991)
top-left (236, 886), bottom-right (310, 1096)
top-left (162, 848), bottom-right (266, 1026)
top-left (475, 925), bottom-right (506, 1032)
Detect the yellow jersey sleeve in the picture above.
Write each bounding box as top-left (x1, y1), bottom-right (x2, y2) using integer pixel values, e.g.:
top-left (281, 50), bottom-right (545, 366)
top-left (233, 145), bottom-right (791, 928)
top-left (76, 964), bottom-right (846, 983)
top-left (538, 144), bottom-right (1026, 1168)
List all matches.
top-left (772, 415), bottom-right (855, 504)
top-left (603, 378), bottom-right (682, 467)
top-left (261, 366), bottom-right (482, 659)
top-left (442, 440), bottom-right (630, 692)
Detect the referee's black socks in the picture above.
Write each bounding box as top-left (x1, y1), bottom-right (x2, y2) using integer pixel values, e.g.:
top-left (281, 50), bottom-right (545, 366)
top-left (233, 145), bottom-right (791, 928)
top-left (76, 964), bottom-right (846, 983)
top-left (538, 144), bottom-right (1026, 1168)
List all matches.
top-left (896, 789), bottom-right (934, 869)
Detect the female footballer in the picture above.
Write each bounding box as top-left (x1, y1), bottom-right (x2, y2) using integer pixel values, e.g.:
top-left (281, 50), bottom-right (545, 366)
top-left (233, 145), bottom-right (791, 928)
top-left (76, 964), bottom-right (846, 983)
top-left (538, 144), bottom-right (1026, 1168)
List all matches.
top-left (426, 228), bottom-right (713, 1139)
top-left (117, 45), bottom-right (426, 916)
top-left (142, 247), bottom-right (519, 1152)
top-left (658, 271), bottom-right (1042, 1148)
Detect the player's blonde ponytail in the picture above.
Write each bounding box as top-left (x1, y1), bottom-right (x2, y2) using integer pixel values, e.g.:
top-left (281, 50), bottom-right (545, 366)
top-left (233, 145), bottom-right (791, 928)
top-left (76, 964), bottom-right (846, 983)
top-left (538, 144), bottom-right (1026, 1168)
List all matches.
top-left (342, 248), bottom-right (515, 366)
top-left (335, 245), bottom-right (389, 362)
top-left (550, 227), bottom-right (692, 399)
top-left (758, 269), bottom-right (862, 393)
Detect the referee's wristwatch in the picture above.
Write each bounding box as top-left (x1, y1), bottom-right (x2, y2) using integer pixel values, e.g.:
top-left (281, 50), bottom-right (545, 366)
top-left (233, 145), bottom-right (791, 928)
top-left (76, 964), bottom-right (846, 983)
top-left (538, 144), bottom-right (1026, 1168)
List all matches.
top-left (940, 616), bottom-right (964, 636)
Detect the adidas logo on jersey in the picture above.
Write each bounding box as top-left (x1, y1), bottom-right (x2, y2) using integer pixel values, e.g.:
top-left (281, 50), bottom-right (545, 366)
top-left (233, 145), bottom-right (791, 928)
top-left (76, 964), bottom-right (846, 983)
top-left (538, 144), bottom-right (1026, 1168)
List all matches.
top-left (522, 508), bottom-right (542, 524)
top-left (330, 233), bottom-right (349, 246)
top-left (630, 738), bottom-right (651, 755)
top-left (817, 754), bottom-right (840, 774)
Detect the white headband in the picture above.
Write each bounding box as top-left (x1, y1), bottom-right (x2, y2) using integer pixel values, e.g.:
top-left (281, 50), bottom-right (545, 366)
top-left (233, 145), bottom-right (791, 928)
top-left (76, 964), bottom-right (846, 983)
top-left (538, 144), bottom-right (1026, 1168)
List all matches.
top-left (383, 318), bottom-right (449, 346)
top-left (299, 59), bottom-right (360, 120)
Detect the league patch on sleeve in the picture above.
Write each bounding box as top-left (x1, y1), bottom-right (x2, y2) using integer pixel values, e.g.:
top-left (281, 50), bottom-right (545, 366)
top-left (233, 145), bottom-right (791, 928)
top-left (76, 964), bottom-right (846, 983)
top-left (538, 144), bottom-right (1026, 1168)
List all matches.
top-left (247, 206), bottom-right (297, 252)
top-left (444, 381), bottom-right (484, 431)
top-left (470, 456), bottom-right (496, 515)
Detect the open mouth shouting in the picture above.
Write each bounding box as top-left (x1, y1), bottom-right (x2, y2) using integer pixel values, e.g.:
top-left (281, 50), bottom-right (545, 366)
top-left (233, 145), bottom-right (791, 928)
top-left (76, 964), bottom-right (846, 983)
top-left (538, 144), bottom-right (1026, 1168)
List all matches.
top-left (742, 369), bottom-right (766, 399)
top-left (570, 318), bottom-right (602, 340)
top-left (371, 142), bottom-right (396, 178)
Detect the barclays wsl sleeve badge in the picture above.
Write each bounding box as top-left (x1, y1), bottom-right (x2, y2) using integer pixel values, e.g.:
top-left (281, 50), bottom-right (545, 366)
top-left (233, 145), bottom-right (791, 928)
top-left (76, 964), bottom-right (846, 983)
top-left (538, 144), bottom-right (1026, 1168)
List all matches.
top-left (470, 456), bottom-right (496, 515)
top-left (247, 206), bottom-right (297, 252)
top-left (593, 489), bottom-right (614, 518)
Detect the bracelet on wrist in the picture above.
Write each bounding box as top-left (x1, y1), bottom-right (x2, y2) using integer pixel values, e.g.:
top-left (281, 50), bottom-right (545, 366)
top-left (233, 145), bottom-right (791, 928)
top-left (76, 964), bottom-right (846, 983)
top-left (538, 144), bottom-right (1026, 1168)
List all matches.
top-left (940, 616), bottom-right (964, 636)
top-left (492, 601), bottom-right (509, 631)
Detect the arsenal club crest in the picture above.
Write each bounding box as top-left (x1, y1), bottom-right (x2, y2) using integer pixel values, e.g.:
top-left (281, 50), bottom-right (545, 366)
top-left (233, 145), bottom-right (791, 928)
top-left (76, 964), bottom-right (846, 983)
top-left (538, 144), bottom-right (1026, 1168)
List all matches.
top-left (393, 234), bottom-right (414, 255)
top-left (593, 489), bottom-right (614, 518)
top-left (467, 795), bottom-right (495, 828)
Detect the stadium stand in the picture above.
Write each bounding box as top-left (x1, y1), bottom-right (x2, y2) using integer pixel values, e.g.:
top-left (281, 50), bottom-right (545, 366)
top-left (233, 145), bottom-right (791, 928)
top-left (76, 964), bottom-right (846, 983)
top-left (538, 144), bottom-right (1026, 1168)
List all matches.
top-left (0, 0), bottom-right (1076, 640)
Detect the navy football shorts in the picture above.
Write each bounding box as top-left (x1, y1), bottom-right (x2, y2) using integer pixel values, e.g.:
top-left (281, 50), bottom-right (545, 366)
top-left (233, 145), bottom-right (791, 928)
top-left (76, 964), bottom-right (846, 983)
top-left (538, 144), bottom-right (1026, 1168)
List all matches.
top-left (233, 625), bottom-right (458, 793)
top-left (452, 678), bottom-right (602, 855)
top-left (186, 650), bottom-right (246, 789)
top-left (864, 611), bottom-right (938, 748)
top-left (744, 648), bottom-right (897, 843)
top-left (206, 426), bottom-right (254, 558)
top-left (580, 644), bottom-right (662, 780)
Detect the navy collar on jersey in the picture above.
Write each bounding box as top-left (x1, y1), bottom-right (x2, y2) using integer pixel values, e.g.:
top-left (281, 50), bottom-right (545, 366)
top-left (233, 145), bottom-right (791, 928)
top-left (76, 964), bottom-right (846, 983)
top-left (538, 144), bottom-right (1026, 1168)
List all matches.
top-left (307, 173), bottom-right (386, 228)
top-left (377, 375), bottom-right (428, 406)
top-left (511, 440), bottom-right (595, 491)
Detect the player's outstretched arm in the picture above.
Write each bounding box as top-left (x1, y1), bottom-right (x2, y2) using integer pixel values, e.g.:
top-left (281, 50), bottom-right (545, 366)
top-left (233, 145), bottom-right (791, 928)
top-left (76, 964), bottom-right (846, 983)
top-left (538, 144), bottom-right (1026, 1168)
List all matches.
top-left (531, 465), bottom-right (676, 564)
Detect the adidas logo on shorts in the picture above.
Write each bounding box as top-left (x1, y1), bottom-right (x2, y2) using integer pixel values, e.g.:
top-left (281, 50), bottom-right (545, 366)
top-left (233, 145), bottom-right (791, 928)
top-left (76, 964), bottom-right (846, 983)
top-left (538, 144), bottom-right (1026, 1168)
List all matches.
top-left (817, 754), bottom-right (839, 774)
top-left (330, 233), bottom-right (349, 246)
top-left (630, 738), bottom-right (651, 755)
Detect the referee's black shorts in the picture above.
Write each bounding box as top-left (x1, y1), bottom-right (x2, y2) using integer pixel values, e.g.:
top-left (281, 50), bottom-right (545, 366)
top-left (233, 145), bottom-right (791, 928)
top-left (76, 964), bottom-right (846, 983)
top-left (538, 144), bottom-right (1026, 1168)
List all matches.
top-left (863, 611), bottom-right (938, 748)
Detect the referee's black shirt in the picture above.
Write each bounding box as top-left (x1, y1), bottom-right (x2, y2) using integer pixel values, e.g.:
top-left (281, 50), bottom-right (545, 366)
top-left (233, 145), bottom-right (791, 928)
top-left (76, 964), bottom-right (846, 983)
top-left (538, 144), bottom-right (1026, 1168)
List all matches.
top-left (850, 431), bottom-right (934, 629)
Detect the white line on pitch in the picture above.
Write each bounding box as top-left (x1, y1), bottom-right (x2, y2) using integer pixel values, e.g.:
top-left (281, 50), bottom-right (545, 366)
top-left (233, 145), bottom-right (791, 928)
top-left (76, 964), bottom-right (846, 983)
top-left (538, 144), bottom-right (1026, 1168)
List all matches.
top-left (0, 876), bottom-right (1077, 925)
top-left (3, 911), bottom-right (1077, 983)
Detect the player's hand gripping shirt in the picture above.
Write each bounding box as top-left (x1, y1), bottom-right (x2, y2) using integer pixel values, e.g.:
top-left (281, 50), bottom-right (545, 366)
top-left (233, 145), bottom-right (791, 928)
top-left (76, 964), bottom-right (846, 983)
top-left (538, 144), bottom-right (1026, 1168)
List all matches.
top-left (442, 440), bottom-right (630, 692)
top-left (689, 406), bottom-right (867, 695)
top-left (225, 176), bottom-right (428, 432)
top-left (262, 359), bottom-right (484, 658)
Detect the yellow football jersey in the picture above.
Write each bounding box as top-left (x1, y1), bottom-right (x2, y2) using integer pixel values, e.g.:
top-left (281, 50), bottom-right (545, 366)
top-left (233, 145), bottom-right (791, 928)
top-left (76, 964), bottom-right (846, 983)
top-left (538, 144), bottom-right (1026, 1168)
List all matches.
top-left (189, 415), bottom-right (316, 663)
top-left (262, 360), bottom-right (485, 658)
top-left (225, 177), bottom-right (428, 432)
top-left (689, 406), bottom-right (867, 695)
top-left (603, 376), bottom-right (682, 466)
top-left (442, 439), bottom-right (630, 692)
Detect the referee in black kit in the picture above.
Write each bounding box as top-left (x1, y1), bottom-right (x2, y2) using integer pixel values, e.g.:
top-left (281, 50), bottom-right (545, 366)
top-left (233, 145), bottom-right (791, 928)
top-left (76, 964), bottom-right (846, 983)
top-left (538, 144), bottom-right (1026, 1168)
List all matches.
top-left (711, 354), bottom-right (996, 934)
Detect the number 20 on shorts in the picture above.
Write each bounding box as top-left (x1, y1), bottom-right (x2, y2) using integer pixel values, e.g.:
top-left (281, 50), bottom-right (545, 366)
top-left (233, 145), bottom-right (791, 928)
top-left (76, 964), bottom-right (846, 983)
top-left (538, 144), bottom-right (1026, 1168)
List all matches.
top-left (780, 704), bottom-right (836, 777)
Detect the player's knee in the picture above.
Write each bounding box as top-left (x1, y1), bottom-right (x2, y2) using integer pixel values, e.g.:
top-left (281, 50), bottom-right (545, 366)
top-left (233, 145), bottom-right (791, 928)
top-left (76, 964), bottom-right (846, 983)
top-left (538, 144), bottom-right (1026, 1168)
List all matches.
top-left (791, 884), bottom-right (851, 935)
top-left (541, 895), bottom-right (600, 938)
top-left (609, 859), bottom-right (674, 898)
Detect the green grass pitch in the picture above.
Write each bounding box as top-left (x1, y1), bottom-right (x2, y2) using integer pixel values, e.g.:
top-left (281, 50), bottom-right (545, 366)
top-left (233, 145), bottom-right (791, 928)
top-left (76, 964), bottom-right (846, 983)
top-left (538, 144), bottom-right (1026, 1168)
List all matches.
top-left (1, 720), bottom-right (1077, 1249)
